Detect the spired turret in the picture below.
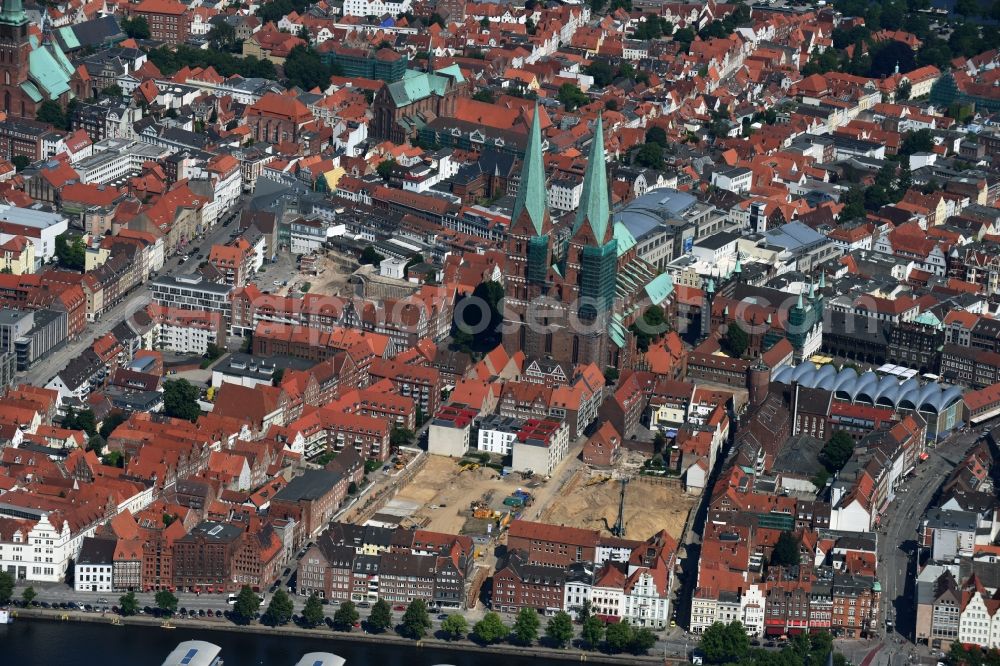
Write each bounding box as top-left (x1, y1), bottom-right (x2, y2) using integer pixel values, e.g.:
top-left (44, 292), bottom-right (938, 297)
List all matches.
top-left (509, 104), bottom-right (549, 238)
top-left (571, 114), bottom-right (613, 246)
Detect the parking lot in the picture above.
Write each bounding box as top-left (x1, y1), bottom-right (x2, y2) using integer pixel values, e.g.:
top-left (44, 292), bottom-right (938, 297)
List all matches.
top-left (248, 250), bottom-right (301, 296)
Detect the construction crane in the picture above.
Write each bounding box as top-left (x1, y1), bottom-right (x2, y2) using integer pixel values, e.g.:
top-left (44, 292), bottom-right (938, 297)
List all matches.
top-left (611, 478), bottom-right (628, 537)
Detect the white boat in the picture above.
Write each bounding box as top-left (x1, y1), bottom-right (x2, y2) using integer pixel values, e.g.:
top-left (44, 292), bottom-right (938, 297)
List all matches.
top-left (161, 640), bottom-right (222, 666)
top-left (0, 608), bottom-right (11, 624)
top-left (294, 654), bottom-right (345, 666)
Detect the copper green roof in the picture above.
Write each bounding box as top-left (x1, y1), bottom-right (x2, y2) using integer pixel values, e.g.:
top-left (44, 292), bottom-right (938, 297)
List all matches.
top-left (29, 43), bottom-right (73, 99)
top-left (57, 26), bottom-right (80, 51)
top-left (0, 0), bottom-right (25, 24)
top-left (613, 221), bottom-right (636, 256)
top-left (609, 314), bottom-right (627, 348)
top-left (573, 114), bottom-right (610, 244)
top-left (19, 81), bottom-right (41, 102)
top-left (386, 66), bottom-right (464, 107)
top-left (644, 273), bottom-right (674, 306)
top-left (510, 104), bottom-right (547, 236)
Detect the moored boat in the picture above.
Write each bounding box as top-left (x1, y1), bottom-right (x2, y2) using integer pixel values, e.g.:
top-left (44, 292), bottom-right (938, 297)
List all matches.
top-left (161, 640), bottom-right (222, 666)
top-left (294, 654), bottom-right (345, 666)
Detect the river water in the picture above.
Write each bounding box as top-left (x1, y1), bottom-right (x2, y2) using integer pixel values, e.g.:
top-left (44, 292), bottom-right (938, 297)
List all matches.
top-left (0, 619), bottom-right (560, 666)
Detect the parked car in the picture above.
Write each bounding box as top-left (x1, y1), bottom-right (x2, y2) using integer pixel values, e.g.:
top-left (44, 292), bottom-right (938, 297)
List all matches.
top-left (393, 605), bottom-right (406, 611)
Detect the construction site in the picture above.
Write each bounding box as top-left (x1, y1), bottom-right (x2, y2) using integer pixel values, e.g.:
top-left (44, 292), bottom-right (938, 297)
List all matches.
top-left (385, 455), bottom-right (564, 536)
top-left (538, 450), bottom-right (697, 542)
top-left (304, 250), bottom-right (357, 297)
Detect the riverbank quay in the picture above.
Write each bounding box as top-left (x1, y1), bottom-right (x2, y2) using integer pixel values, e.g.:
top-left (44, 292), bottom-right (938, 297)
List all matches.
top-left (10, 608), bottom-right (687, 665)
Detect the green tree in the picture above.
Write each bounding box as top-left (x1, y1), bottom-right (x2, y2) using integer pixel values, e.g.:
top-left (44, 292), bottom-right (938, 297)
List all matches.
top-left (118, 590), bottom-right (139, 616)
top-left (896, 80), bottom-right (912, 101)
top-left (63, 408), bottom-right (98, 437)
top-left (122, 16), bottom-right (151, 39)
top-left (360, 245), bottom-right (386, 265)
top-left (699, 620), bottom-right (750, 664)
top-left (283, 45), bottom-right (333, 90)
top-left (635, 142), bottom-right (664, 169)
top-left (545, 610), bottom-right (575, 648)
top-left (155, 590), bottom-right (178, 617)
top-left (840, 187), bottom-right (866, 220)
top-left (821, 431), bottom-right (855, 472)
top-left (11, 155), bottom-right (29, 172)
top-left (673, 27), bottom-right (696, 51)
top-left (604, 367), bottom-right (620, 385)
top-left (207, 21), bottom-right (238, 51)
top-left (262, 588), bottom-right (294, 626)
top-left (147, 44), bottom-right (276, 79)
top-left (900, 129), bottom-right (934, 157)
top-left (55, 233), bottom-right (85, 271)
top-left (580, 615), bottom-right (604, 648)
top-left (347, 481), bottom-right (358, 494)
top-left (585, 60), bottom-right (614, 87)
top-left (368, 599), bottom-right (392, 632)
top-left (377, 158), bottom-right (396, 181)
top-left (513, 607), bottom-right (540, 645)
top-left (99, 412), bottom-right (127, 439)
top-left (390, 427), bottom-right (415, 448)
top-left (0, 570), bottom-right (12, 604)
top-left (301, 593), bottom-right (325, 628)
top-left (771, 530), bottom-right (801, 567)
top-left (232, 585), bottom-right (260, 625)
top-left (162, 379), bottom-right (201, 421)
top-left (631, 627), bottom-right (657, 654)
top-left (102, 450), bottom-right (124, 468)
top-left (453, 280), bottom-right (504, 352)
top-left (645, 126), bottom-right (667, 148)
top-left (472, 89), bottom-right (495, 104)
top-left (557, 83), bottom-right (588, 111)
top-left (473, 611), bottom-right (508, 644)
top-left (333, 600), bottom-right (359, 630)
top-left (271, 367), bottom-right (285, 386)
top-left (721, 322), bottom-right (748, 358)
top-left (440, 613), bottom-right (468, 640)
top-left (100, 84), bottom-right (124, 98)
top-left (21, 586), bottom-right (36, 605)
top-left (400, 599), bottom-right (432, 638)
top-left (605, 619), bottom-right (635, 652)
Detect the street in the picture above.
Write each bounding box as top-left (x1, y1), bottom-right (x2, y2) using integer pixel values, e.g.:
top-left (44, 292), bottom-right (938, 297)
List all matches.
top-left (22, 200), bottom-right (246, 387)
top-left (838, 427), bottom-right (981, 666)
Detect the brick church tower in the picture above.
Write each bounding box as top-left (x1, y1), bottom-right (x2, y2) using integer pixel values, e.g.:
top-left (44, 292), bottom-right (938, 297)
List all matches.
top-left (0, 0), bottom-right (33, 116)
top-left (502, 104), bottom-right (554, 360)
top-left (0, 0), bottom-right (80, 119)
top-left (503, 111), bottom-right (672, 370)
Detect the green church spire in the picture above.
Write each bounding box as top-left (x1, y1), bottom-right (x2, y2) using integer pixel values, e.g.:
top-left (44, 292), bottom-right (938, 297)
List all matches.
top-left (573, 114), bottom-right (611, 244)
top-left (510, 104), bottom-right (547, 236)
top-left (0, 0), bottom-right (25, 24)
